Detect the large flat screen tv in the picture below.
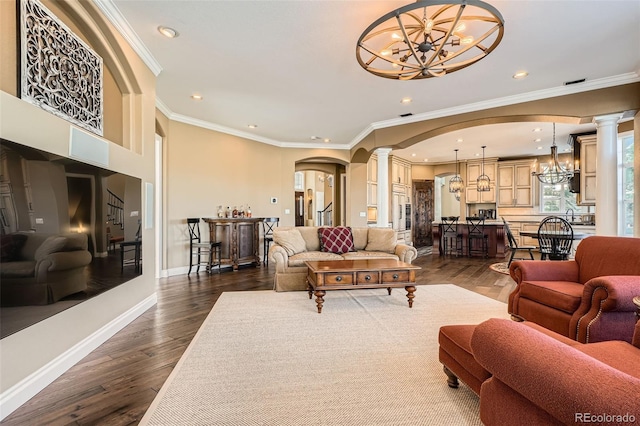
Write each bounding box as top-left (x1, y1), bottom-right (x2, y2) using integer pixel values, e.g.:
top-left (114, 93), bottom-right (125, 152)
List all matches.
top-left (0, 139), bottom-right (142, 338)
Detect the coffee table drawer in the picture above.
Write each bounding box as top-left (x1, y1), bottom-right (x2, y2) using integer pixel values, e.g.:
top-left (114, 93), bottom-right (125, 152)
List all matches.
top-left (356, 271), bottom-right (380, 284)
top-left (382, 270), bottom-right (410, 283)
top-left (324, 273), bottom-right (353, 285)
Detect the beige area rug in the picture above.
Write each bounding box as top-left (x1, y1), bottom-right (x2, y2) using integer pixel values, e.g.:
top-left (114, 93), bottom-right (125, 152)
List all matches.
top-left (141, 285), bottom-right (510, 425)
top-left (489, 262), bottom-right (510, 275)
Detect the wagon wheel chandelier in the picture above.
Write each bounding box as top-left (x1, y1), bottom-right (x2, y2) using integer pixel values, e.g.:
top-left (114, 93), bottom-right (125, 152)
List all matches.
top-left (356, 0), bottom-right (504, 80)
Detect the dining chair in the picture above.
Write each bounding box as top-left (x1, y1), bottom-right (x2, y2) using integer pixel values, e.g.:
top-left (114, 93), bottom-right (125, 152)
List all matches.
top-left (120, 220), bottom-right (142, 272)
top-left (466, 217), bottom-right (488, 257)
top-left (537, 216), bottom-right (574, 260)
top-left (441, 216), bottom-right (463, 256)
top-left (262, 217), bottom-right (279, 265)
top-left (502, 217), bottom-right (535, 266)
top-left (187, 218), bottom-right (221, 274)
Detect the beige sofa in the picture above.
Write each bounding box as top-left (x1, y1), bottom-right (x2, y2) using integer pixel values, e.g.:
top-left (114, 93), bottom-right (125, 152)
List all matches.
top-left (268, 226), bottom-right (418, 292)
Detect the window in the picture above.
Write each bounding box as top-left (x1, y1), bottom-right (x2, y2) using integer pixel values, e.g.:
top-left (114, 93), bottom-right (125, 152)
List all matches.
top-left (620, 134), bottom-right (634, 236)
top-left (538, 165), bottom-right (587, 216)
top-left (294, 171), bottom-right (304, 191)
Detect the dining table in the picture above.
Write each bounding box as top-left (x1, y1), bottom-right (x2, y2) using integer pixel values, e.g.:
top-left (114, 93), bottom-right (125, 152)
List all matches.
top-left (518, 231), bottom-right (590, 240)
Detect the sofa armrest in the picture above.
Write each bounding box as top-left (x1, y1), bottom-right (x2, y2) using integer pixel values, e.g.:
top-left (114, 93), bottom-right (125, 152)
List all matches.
top-left (570, 275), bottom-right (640, 343)
top-left (35, 251), bottom-right (92, 279)
top-left (394, 244), bottom-right (417, 264)
top-left (268, 245), bottom-right (290, 273)
top-left (509, 260), bottom-right (580, 285)
top-left (471, 318), bottom-right (640, 423)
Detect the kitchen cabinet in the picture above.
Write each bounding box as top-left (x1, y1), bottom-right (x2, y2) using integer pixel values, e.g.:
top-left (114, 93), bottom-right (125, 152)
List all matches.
top-left (578, 134), bottom-right (597, 205)
top-left (391, 156), bottom-right (412, 243)
top-left (497, 160), bottom-right (533, 207)
top-left (465, 159), bottom-right (497, 203)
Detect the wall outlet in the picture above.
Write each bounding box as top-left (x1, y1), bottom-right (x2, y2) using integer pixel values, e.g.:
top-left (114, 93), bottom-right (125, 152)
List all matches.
top-left (270, 197), bottom-right (277, 204)
top-left (130, 210), bottom-right (139, 217)
top-left (359, 211), bottom-right (366, 217)
top-left (35, 218), bottom-right (44, 224)
top-left (284, 209), bottom-right (291, 214)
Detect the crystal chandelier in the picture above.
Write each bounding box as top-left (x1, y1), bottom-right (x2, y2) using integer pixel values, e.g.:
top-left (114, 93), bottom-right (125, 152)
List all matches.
top-left (477, 145), bottom-right (490, 192)
top-left (448, 149), bottom-right (464, 193)
top-left (355, 0), bottom-right (504, 80)
top-left (532, 123), bottom-right (574, 185)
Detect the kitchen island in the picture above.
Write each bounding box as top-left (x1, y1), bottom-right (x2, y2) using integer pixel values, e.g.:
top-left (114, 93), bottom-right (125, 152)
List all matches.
top-left (432, 219), bottom-right (506, 258)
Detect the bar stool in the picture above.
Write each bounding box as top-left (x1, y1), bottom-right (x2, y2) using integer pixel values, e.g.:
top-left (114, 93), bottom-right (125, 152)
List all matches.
top-left (441, 216), bottom-right (463, 256)
top-left (262, 217), bottom-right (279, 265)
top-left (467, 217), bottom-right (488, 258)
top-left (187, 218), bottom-right (221, 274)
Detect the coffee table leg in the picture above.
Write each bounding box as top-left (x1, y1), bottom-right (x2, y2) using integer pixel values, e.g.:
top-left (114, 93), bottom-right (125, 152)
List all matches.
top-left (314, 290), bottom-right (326, 314)
top-left (405, 286), bottom-right (416, 308)
top-left (387, 287), bottom-right (392, 295)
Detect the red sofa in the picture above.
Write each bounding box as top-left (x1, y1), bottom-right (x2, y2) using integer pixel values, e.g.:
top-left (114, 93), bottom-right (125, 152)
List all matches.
top-left (471, 318), bottom-right (640, 425)
top-left (509, 236), bottom-right (640, 343)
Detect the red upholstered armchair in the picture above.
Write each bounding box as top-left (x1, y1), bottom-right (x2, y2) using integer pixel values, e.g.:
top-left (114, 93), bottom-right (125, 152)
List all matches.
top-left (509, 236), bottom-right (640, 343)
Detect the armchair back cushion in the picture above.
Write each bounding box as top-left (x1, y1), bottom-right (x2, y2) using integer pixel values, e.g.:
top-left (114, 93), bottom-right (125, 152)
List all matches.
top-left (575, 236), bottom-right (640, 283)
top-left (272, 229), bottom-right (307, 256)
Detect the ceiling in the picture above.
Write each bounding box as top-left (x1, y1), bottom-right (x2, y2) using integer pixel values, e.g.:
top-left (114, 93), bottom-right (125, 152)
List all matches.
top-left (107, 0), bottom-right (640, 163)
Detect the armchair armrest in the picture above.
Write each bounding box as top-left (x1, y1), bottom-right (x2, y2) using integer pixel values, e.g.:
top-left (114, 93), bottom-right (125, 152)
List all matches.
top-left (35, 251), bottom-right (92, 279)
top-left (394, 244), bottom-right (418, 264)
top-left (268, 245), bottom-right (290, 273)
top-left (471, 319), bottom-right (640, 424)
top-left (570, 275), bottom-right (640, 343)
top-left (509, 260), bottom-right (580, 285)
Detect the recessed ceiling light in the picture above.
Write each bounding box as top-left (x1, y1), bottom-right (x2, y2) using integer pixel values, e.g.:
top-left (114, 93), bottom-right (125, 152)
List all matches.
top-left (191, 94), bottom-right (203, 100)
top-left (411, 153), bottom-right (416, 157)
top-left (400, 97), bottom-right (412, 104)
top-left (158, 26), bottom-right (179, 38)
top-left (310, 136), bottom-right (320, 140)
top-left (475, 153), bottom-right (481, 157)
top-left (323, 138), bottom-right (331, 143)
top-left (248, 124), bottom-right (257, 129)
top-left (533, 128), bottom-right (542, 132)
top-left (534, 138), bottom-right (541, 143)
top-left (537, 146), bottom-right (543, 150)
top-left (513, 70), bottom-right (528, 79)
top-left (423, 158), bottom-right (428, 162)
top-left (456, 138), bottom-right (463, 143)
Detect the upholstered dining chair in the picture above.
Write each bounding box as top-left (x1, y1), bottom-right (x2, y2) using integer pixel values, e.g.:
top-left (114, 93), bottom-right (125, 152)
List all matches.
top-left (537, 216), bottom-right (573, 260)
top-left (187, 218), bottom-right (221, 274)
top-left (262, 217), bottom-right (279, 265)
top-left (502, 217), bottom-right (535, 266)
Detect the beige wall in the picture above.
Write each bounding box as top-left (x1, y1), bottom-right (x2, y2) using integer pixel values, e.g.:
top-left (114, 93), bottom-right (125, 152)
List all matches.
top-left (0, 0), bottom-right (156, 398)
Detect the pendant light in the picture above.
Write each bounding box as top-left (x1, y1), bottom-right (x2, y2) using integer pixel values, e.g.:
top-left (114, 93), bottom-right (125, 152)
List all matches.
top-left (448, 149), bottom-right (464, 193)
top-left (532, 123), bottom-right (574, 184)
top-left (477, 146), bottom-right (490, 192)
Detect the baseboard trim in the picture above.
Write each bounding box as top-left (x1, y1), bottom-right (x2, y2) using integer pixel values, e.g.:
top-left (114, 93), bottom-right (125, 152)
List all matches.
top-left (0, 293), bottom-right (157, 421)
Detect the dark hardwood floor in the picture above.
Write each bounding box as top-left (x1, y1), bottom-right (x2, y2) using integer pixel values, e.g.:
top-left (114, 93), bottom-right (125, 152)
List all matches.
top-left (1, 253), bottom-right (515, 425)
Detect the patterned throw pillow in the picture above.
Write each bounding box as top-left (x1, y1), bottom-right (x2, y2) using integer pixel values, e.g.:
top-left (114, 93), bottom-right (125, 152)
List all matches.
top-left (318, 227), bottom-right (355, 255)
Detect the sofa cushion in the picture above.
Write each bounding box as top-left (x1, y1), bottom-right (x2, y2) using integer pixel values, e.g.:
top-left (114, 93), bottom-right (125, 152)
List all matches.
top-left (365, 228), bottom-right (397, 253)
top-left (296, 226), bottom-right (320, 251)
top-left (288, 251), bottom-right (343, 266)
top-left (1, 233), bottom-right (28, 262)
top-left (341, 251), bottom-right (399, 261)
top-left (519, 281), bottom-right (584, 313)
top-left (352, 228), bottom-right (368, 250)
top-left (0, 260), bottom-right (36, 278)
top-left (34, 236), bottom-right (67, 261)
top-left (318, 227), bottom-right (354, 254)
top-left (273, 229), bottom-right (307, 256)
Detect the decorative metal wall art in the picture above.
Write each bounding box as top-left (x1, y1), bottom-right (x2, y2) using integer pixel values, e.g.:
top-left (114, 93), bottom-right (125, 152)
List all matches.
top-left (20, 0), bottom-right (103, 136)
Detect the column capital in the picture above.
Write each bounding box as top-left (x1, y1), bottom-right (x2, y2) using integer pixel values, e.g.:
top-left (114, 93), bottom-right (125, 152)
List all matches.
top-left (374, 147), bottom-right (393, 157)
top-left (593, 113), bottom-right (623, 125)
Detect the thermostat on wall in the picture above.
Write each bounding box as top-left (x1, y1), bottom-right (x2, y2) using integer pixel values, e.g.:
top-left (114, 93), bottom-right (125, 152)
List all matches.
top-left (270, 197), bottom-right (277, 204)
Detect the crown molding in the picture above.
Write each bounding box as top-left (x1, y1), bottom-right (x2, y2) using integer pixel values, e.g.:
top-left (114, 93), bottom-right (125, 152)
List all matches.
top-left (155, 98), bottom-right (172, 119)
top-left (351, 72), bottom-right (640, 148)
top-left (93, 0), bottom-right (162, 76)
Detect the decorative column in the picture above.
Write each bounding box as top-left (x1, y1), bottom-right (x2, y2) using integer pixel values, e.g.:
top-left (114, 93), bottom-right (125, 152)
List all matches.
top-left (594, 113), bottom-right (623, 236)
top-left (375, 148), bottom-right (392, 227)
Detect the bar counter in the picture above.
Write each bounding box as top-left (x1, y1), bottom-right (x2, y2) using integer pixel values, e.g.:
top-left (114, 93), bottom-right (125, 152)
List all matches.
top-left (432, 220), bottom-right (506, 258)
top-left (203, 217), bottom-right (263, 270)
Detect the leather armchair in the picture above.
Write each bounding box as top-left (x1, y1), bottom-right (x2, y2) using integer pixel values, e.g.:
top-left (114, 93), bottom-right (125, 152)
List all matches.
top-left (509, 236), bottom-right (640, 343)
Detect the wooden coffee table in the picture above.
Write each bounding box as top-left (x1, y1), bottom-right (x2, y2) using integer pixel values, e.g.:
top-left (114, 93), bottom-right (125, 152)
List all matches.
top-left (305, 259), bottom-right (421, 313)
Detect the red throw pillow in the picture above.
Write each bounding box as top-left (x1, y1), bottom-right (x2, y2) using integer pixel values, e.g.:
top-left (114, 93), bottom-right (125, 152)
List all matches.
top-left (318, 227), bottom-right (355, 255)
